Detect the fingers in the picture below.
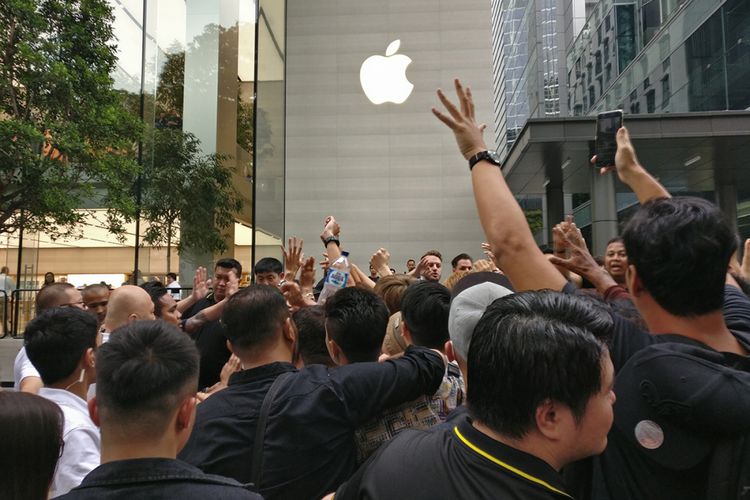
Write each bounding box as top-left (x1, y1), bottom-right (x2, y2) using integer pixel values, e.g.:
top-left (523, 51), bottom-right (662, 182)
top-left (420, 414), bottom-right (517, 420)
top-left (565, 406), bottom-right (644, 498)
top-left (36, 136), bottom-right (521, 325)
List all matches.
top-left (431, 106), bottom-right (457, 130)
top-left (615, 127), bottom-right (630, 148)
top-left (466, 86), bottom-right (476, 121)
top-left (436, 88), bottom-right (462, 122)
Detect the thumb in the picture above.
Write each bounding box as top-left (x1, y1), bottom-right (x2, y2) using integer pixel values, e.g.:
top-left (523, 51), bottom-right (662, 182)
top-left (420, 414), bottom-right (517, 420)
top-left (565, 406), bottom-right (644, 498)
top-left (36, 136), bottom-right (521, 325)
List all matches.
top-left (548, 256), bottom-right (568, 268)
top-left (615, 127), bottom-right (629, 148)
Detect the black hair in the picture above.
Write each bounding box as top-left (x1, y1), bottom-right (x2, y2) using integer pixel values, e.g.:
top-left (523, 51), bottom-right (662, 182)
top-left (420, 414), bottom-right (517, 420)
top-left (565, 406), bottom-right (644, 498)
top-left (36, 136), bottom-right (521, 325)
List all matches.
top-left (468, 291), bottom-right (608, 439)
top-left (254, 257), bottom-right (283, 275)
top-left (622, 197), bottom-right (736, 316)
top-left (293, 306), bottom-right (334, 367)
top-left (324, 287), bottom-right (389, 363)
top-left (222, 285), bottom-right (289, 351)
top-left (140, 281), bottom-right (169, 318)
top-left (35, 282), bottom-right (76, 313)
top-left (96, 321), bottom-right (199, 436)
top-left (82, 283), bottom-right (109, 295)
top-left (451, 253), bottom-right (472, 268)
top-left (166, 272), bottom-right (177, 280)
top-left (0, 392), bottom-right (64, 500)
top-left (606, 236), bottom-right (624, 247)
top-left (400, 281), bottom-right (451, 349)
top-left (24, 308), bottom-right (99, 385)
top-left (215, 258), bottom-right (242, 277)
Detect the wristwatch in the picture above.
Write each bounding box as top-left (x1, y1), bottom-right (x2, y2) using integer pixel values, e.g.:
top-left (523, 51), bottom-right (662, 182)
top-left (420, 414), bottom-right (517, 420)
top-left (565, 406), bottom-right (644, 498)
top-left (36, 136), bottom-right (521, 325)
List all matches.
top-left (468, 150), bottom-right (503, 170)
top-left (322, 235), bottom-right (340, 247)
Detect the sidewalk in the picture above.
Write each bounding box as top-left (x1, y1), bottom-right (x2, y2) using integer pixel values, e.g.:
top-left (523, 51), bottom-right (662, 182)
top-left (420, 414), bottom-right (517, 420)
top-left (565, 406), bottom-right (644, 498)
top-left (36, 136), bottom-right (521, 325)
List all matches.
top-left (0, 336), bottom-right (23, 387)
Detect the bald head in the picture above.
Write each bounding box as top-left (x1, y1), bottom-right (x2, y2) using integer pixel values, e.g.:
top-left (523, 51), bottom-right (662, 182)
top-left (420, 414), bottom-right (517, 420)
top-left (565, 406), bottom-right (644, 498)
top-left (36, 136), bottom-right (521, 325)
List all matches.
top-left (103, 285), bottom-right (155, 332)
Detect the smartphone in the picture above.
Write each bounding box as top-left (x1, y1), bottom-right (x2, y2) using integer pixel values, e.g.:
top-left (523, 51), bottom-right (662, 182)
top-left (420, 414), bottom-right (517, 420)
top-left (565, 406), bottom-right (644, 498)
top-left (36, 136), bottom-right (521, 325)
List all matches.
top-left (595, 110), bottom-right (623, 168)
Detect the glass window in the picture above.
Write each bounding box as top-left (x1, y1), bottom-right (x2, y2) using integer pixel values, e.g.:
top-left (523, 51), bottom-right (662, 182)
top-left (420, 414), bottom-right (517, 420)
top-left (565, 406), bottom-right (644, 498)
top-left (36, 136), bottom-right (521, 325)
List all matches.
top-left (661, 74), bottom-right (671, 109)
top-left (641, 0), bottom-right (662, 46)
top-left (616, 5), bottom-right (636, 72)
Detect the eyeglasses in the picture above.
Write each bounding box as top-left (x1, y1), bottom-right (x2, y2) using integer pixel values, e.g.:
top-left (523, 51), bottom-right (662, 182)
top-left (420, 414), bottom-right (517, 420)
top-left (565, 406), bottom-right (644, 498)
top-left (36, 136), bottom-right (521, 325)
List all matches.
top-left (59, 300), bottom-right (85, 309)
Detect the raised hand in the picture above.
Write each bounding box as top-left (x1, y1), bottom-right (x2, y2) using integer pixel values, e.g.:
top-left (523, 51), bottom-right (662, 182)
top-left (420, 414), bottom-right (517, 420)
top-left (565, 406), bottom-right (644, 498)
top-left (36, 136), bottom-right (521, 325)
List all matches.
top-left (432, 78), bottom-right (488, 160)
top-left (193, 266), bottom-right (209, 300)
top-left (370, 247), bottom-right (393, 277)
top-left (281, 236), bottom-right (304, 281)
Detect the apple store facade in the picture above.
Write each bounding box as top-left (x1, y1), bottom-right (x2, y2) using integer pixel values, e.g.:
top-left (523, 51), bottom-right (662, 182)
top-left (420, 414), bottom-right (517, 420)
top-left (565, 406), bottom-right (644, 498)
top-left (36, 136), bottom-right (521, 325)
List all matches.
top-left (284, 0), bottom-right (497, 271)
top-left (0, 0), bottom-right (497, 311)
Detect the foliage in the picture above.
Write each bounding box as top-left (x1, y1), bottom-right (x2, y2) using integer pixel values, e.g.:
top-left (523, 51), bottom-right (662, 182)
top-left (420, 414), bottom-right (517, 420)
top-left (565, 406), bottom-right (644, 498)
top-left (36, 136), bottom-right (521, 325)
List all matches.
top-left (0, 0), bottom-right (142, 238)
top-left (140, 127), bottom-right (243, 255)
top-left (525, 209), bottom-right (544, 235)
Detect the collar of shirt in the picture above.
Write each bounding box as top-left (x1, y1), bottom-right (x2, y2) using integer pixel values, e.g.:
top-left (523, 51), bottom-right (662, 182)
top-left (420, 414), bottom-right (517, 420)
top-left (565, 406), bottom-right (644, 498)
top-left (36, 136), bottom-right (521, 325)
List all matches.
top-left (453, 417), bottom-right (572, 499)
top-left (227, 361), bottom-right (297, 387)
top-left (39, 387), bottom-right (89, 414)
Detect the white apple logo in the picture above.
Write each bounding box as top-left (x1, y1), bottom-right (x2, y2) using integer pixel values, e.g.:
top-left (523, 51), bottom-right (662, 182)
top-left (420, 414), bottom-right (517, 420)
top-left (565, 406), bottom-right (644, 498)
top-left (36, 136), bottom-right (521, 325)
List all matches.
top-left (359, 40), bottom-right (414, 105)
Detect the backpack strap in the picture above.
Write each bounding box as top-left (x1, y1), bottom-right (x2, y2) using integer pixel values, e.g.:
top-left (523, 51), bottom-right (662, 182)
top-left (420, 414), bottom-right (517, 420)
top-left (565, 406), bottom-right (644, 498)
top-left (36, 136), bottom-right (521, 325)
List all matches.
top-left (251, 371), bottom-right (293, 489)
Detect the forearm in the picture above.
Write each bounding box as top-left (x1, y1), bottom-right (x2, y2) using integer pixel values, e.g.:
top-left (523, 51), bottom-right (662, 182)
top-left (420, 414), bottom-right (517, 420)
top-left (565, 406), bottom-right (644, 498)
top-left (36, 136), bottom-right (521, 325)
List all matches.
top-left (184, 302), bottom-right (224, 333)
top-left (472, 162), bottom-right (567, 291)
top-left (620, 166), bottom-right (671, 204)
top-left (177, 293), bottom-right (197, 314)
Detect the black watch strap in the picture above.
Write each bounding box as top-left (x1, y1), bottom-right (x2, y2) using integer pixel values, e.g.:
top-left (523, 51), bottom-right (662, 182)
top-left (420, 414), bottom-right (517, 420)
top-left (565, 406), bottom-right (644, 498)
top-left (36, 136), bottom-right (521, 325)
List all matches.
top-left (468, 150), bottom-right (502, 170)
top-left (323, 235), bottom-right (340, 247)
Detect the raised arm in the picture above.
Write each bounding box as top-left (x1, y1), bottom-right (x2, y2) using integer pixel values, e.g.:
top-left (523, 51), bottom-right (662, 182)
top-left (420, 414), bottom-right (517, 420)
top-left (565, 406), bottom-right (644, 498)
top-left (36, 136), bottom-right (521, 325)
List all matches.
top-left (432, 79), bottom-right (566, 291)
top-left (599, 127), bottom-right (670, 204)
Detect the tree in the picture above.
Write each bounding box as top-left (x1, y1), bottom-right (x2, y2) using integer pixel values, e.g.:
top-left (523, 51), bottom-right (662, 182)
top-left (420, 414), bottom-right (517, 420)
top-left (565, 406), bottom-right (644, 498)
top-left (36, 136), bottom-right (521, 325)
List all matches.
top-left (0, 0), bottom-right (141, 239)
top-left (140, 127), bottom-right (243, 272)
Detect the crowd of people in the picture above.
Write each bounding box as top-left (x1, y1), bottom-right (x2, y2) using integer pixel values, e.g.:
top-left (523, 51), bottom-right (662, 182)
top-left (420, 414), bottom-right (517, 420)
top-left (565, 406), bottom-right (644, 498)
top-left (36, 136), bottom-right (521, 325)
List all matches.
top-left (3, 80), bottom-right (750, 499)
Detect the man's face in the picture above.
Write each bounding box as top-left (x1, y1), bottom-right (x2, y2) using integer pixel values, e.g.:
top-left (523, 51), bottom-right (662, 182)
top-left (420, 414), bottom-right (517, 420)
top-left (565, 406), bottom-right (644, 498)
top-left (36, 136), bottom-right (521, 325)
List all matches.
top-left (604, 242), bottom-right (628, 283)
top-left (256, 272), bottom-right (282, 287)
top-left (566, 351), bottom-right (616, 460)
top-left (454, 258), bottom-right (473, 273)
top-left (83, 289), bottom-right (109, 325)
top-left (406, 260), bottom-right (416, 272)
top-left (158, 293), bottom-right (181, 326)
top-left (213, 266), bottom-right (238, 300)
top-left (423, 256), bottom-right (442, 282)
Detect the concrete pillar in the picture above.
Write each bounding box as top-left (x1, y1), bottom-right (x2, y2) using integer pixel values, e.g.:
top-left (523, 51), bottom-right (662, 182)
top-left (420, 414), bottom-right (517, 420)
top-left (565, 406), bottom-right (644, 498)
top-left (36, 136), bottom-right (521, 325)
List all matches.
top-left (590, 166), bottom-right (618, 256)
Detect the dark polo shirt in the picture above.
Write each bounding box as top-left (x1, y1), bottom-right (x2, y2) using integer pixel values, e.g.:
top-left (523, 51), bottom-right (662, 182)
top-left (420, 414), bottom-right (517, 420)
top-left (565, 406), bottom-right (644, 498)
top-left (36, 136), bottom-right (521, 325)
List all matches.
top-left (336, 415), bottom-right (573, 499)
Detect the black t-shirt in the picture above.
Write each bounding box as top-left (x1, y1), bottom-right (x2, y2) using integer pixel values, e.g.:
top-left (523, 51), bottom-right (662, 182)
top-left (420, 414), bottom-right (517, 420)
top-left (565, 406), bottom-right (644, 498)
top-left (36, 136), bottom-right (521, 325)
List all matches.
top-left (565, 284), bottom-right (750, 500)
top-left (183, 295), bottom-right (231, 390)
top-left (336, 416), bottom-right (574, 500)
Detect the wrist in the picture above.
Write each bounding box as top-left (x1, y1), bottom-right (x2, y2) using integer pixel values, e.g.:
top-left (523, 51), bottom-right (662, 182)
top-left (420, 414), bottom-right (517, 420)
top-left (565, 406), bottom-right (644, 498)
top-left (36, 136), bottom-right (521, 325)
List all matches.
top-left (463, 146), bottom-right (487, 161)
top-left (323, 235), bottom-right (340, 247)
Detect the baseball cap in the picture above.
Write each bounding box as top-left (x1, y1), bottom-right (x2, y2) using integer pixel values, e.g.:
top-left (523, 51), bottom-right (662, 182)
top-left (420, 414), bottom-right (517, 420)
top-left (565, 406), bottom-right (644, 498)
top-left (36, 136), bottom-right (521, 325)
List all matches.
top-left (448, 273), bottom-right (513, 360)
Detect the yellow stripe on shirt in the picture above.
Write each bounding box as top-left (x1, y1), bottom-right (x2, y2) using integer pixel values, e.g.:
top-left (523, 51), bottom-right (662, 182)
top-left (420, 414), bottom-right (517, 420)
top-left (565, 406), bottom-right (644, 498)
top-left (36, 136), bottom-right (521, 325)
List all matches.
top-left (453, 426), bottom-right (574, 499)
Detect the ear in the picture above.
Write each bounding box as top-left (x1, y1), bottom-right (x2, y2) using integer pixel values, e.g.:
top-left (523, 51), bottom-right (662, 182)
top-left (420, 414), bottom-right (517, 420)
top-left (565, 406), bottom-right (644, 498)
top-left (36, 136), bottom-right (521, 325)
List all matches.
top-left (625, 264), bottom-right (642, 296)
top-left (444, 340), bottom-right (457, 363)
top-left (176, 395), bottom-right (197, 432)
top-left (400, 320), bottom-right (413, 346)
top-left (127, 313), bottom-right (139, 324)
top-left (88, 396), bottom-right (101, 427)
top-left (282, 317), bottom-right (297, 345)
top-left (325, 333), bottom-right (344, 366)
top-left (535, 399), bottom-right (566, 441)
top-left (84, 347), bottom-right (96, 369)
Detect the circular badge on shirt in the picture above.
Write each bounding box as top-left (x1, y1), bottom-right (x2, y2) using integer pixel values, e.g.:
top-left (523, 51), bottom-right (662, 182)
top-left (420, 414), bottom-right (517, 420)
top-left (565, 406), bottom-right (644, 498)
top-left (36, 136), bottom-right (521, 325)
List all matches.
top-left (634, 420), bottom-right (664, 449)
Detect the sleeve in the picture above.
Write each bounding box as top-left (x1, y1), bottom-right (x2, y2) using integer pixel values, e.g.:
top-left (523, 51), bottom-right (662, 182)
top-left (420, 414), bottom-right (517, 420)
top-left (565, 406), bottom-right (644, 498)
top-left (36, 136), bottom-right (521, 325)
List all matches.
top-left (723, 284), bottom-right (750, 335)
top-left (329, 346), bottom-right (445, 425)
top-left (52, 426), bottom-right (101, 496)
top-left (609, 313), bottom-right (658, 373)
top-left (14, 347), bottom-right (40, 388)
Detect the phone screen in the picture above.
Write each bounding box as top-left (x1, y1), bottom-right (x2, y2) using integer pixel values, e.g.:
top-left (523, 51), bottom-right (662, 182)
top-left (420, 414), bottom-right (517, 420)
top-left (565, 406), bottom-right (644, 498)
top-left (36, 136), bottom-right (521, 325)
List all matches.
top-left (595, 111), bottom-right (623, 168)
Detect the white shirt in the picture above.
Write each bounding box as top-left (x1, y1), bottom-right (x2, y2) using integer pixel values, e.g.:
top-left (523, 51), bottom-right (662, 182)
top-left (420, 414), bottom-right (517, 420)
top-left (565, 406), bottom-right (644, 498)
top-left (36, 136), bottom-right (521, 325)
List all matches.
top-left (166, 280), bottom-right (181, 299)
top-left (13, 346), bottom-right (40, 389)
top-left (39, 387), bottom-right (101, 497)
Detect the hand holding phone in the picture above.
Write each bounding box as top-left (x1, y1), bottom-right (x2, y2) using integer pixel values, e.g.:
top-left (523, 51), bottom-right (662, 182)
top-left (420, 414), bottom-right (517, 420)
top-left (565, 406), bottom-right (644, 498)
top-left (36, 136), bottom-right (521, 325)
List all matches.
top-left (595, 110), bottom-right (623, 168)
